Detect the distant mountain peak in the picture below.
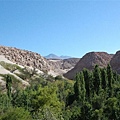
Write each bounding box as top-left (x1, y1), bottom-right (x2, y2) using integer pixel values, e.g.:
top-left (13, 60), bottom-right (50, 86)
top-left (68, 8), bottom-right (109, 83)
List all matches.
top-left (45, 54), bottom-right (72, 59)
top-left (60, 55), bottom-right (72, 59)
top-left (44, 54), bottom-right (60, 59)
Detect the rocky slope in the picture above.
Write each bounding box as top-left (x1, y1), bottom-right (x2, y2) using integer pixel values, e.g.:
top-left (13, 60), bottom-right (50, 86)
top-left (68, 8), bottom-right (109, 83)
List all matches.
top-left (110, 51), bottom-right (120, 74)
top-left (64, 52), bottom-right (113, 79)
top-left (2, 45), bottom-right (120, 81)
top-left (0, 46), bottom-right (79, 76)
top-left (0, 46), bottom-right (80, 92)
top-left (0, 46), bottom-right (50, 72)
top-left (48, 58), bottom-right (80, 75)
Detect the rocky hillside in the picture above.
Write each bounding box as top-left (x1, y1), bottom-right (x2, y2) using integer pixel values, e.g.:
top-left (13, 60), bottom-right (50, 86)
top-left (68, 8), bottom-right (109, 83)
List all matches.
top-left (0, 46), bottom-right (50, 72)
top-left (0, 46), bottom-right (79, 76)
top-left (62, 58), bottom-right (80, 69)
top-left (48, 58), bottom-right (80, 75)
top-left (0, 46), bottom-right (80, 92)
top-left (110, 50), bottom-right (120, 74)
top-left (2, 45), bottom-right (120, 81)
top-left (64, 52), bottom-right (113, 79)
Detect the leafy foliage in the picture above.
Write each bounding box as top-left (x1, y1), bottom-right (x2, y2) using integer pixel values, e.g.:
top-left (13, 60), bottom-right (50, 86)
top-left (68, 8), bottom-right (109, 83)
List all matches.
top-left (0, 107), bottom-right (32, 120)
top-left (0, 64), bottom-right (120, 120)
top-left (67, 64), bottom-right (120, 120)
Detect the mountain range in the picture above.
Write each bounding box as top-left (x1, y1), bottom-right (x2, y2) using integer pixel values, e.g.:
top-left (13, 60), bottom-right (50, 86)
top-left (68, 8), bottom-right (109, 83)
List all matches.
top-left (45, 54), bottom-right (72, 59)
top-left (0, 45), bottom-right (120, 91)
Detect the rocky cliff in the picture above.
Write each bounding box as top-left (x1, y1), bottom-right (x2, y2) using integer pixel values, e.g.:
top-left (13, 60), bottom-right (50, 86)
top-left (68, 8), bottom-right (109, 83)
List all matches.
top-left (64, 52), bottom-right (113, 79)
top-left (110, 51), bottom-right (120, 74)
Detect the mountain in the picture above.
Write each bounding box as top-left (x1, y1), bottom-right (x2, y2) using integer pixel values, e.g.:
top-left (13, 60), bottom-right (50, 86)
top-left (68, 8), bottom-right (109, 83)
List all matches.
top-left (60, 55), bottom-right (72, 59)
top-left (64, 52), bottom-right (113, 79)
top-left (1, 45), bottom-right (120, 81)
top-left (45, 54), bottom-right (60, 59)
top-left (45, 54), bottom-right (72, 59)
top-left (110, 50), bottom-right (120, 74)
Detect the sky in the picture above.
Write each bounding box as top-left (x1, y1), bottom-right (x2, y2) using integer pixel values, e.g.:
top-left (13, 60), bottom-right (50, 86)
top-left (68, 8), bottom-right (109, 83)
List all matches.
top-left (0, 0), bottom-right (120, 58)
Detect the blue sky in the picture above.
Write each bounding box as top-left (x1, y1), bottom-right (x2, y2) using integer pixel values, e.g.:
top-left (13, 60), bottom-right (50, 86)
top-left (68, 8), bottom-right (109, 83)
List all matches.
top-left (0, 0), bottom-right (120, 58)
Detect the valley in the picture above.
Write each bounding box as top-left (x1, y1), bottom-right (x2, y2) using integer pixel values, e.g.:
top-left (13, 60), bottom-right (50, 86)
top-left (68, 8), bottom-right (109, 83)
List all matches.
top-left (0, 46), bottom-right (120, 120)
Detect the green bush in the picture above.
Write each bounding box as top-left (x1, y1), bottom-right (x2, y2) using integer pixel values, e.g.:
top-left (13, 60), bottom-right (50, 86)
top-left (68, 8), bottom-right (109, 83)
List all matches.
top-left (0, 107), bottom-right (32, 120)
top-left (55, 75), bottom-right (63, 80)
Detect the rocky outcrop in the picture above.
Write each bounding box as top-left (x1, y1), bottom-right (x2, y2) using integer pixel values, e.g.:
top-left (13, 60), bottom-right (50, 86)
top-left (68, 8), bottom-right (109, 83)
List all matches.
top-left (110, 51), bottom-right (120, 74)
top-left (62, 58), bottom-right (80, 69)
top-left (64, 52), bottom-right (113, 79)
top-left (0, 46), bottom-right (50, 72)
top-left (48, 58), bottom-right (80, 75)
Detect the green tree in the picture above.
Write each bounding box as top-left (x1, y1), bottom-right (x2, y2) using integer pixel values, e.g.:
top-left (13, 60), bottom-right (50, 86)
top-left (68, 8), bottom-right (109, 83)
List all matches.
top-left (0, 107), bottom-right (32, 120)
top-left (104, 97), bottom-right (119, 119)
top-left (74, 73), bottom-right (81, 102)
top-left (93, 65), bottom-right (101, 94)
top-left (79, 71), bottom-right (86, 103)
top-left (107, 64), bottom-right (114, 97)
top-left (74, 72), bottom-right (86, 104)
top-left (101, 68), bottom-right (108, 90)
top-left (91, 108), bottom-right (103, 120)
top-left (83, 69), bottom-right (91, 100)
top-left (6, 75), bottom-right (12, 100)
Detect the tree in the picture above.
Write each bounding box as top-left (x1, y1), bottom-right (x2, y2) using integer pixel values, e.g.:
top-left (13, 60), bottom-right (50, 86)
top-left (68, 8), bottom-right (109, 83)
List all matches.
top-left (104, 97), bottom-right (119, 120)
top-left (79, 71), bottom-right (86, 103)
top-left (93, 65), bottom-right (101, 94)
top-left (55, 75), bottom-right (63, 80)
top-left (74, 73), bottom-right (81, 102)
top-left (74, 72), bottom-right (86, 104)
top-left (107, 64), bottom-right (114, 97)
top-left (101, 68), bottom-right (108, 90)
top-left (0, 107), bottom-right (32, 120)
top-left (83, 69), bottom-right (91, 100)
top-left (6, 75), bottom-right (12, 100)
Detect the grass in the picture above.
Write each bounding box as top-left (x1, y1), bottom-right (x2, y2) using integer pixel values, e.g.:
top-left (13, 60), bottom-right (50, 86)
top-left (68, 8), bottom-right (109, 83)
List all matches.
top-left (0, 61), bottom-right (23, 73)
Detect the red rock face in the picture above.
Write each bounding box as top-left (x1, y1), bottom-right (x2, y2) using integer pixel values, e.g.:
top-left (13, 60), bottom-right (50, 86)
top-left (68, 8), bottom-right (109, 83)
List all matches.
top-left (64, 52), bottom-right (113, 80)
top-left (110, 51), bottom-right (120, 74)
